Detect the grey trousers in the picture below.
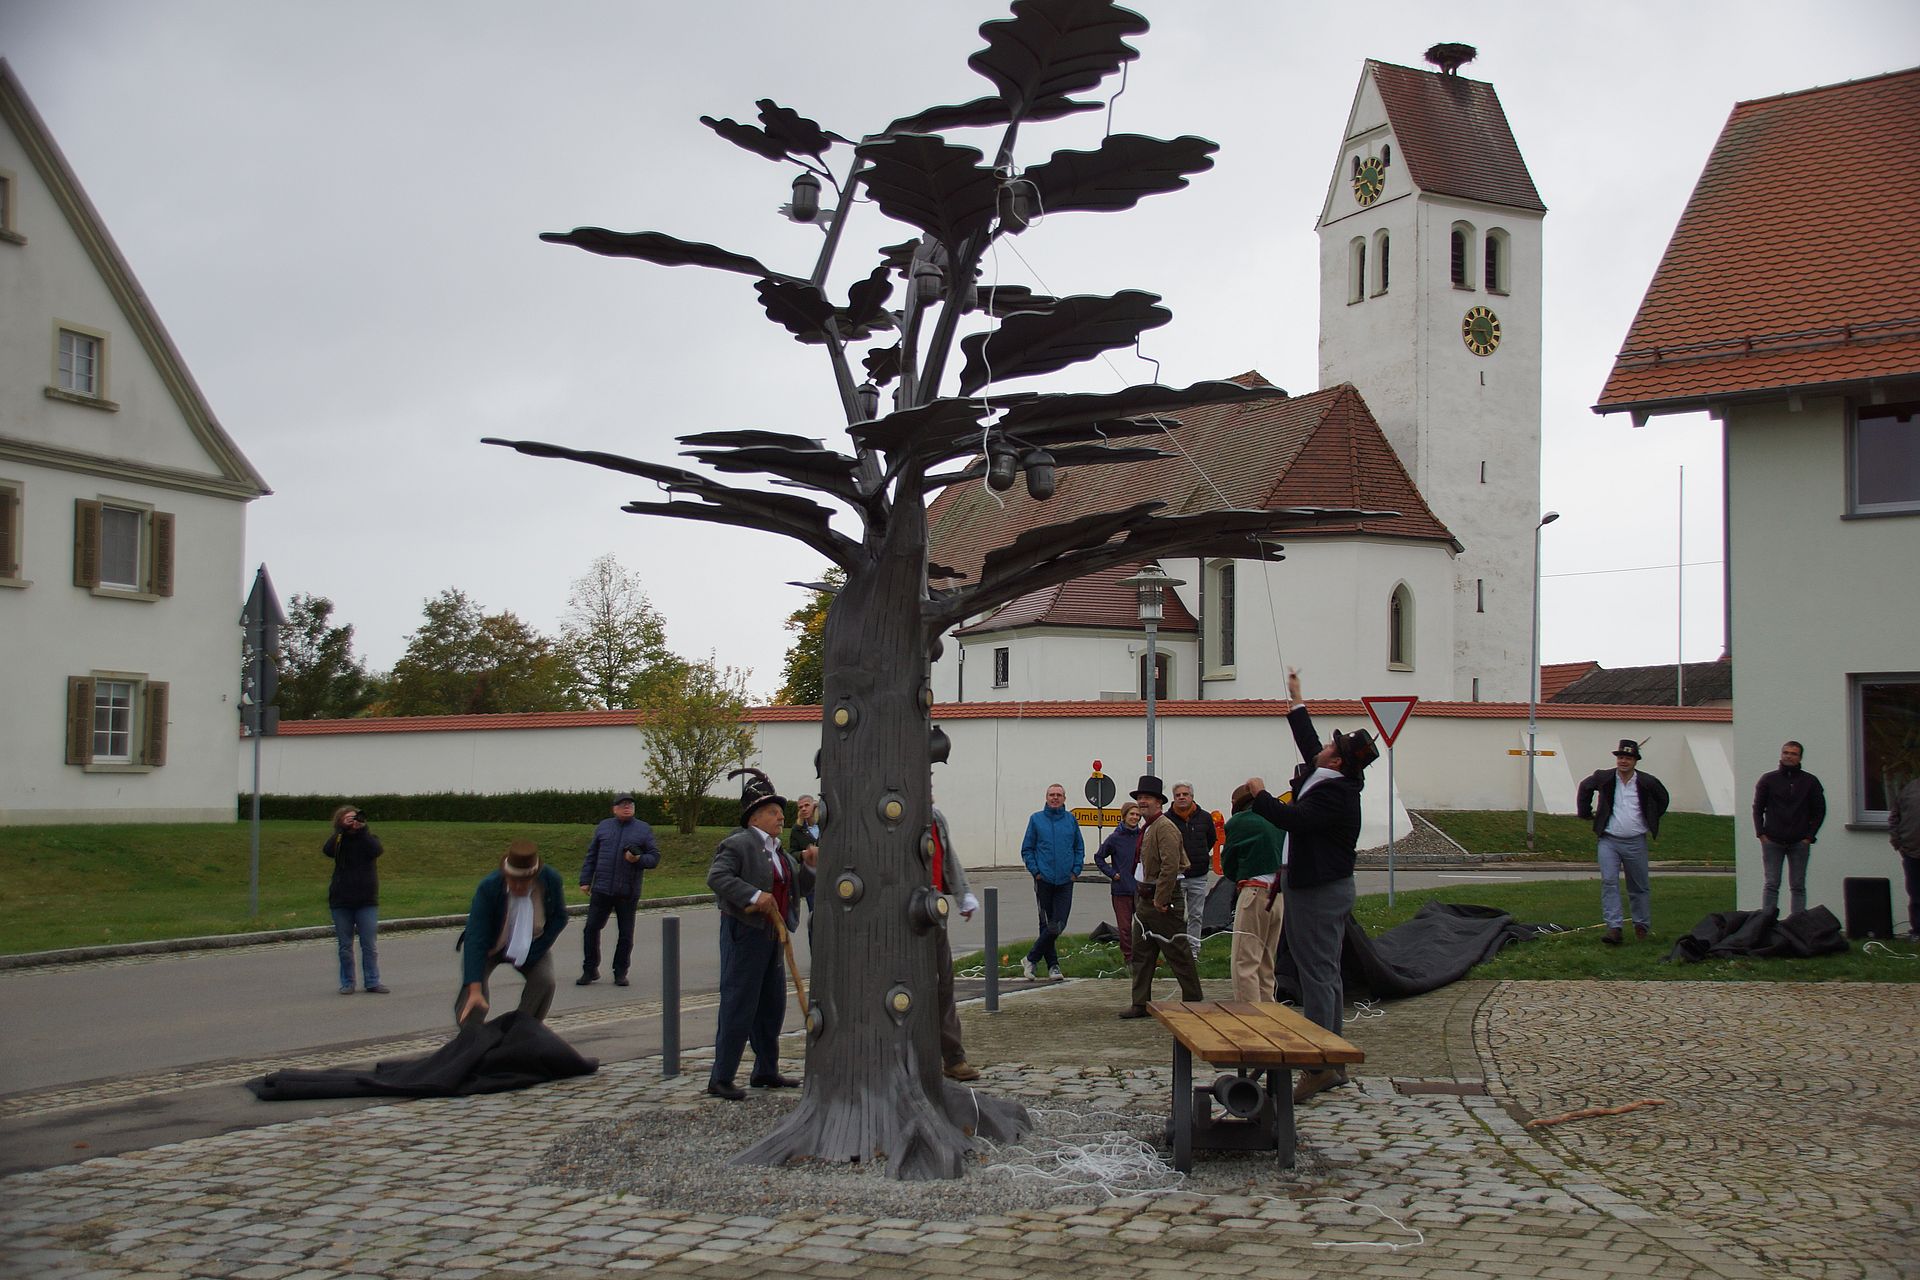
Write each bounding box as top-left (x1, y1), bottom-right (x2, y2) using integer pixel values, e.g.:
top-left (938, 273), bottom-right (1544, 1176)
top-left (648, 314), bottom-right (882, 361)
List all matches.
top-left (1180, 875), bottom-right (1208, 956)
top-left (454, 949), bottom-right (556, 1027)
top-left (1283, 877), bottom-right (1354, 1038)
top-left (936, 930), bottom-right (965, 1066)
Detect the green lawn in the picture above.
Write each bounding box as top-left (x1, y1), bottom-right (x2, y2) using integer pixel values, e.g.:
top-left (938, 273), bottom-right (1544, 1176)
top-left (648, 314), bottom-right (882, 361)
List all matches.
top-left (959, 876), bottom-right (1920, 983)
top-left (0, 821), bottom-right (727, 955)
top-left (1420, 810), bottom-right (1735, 863)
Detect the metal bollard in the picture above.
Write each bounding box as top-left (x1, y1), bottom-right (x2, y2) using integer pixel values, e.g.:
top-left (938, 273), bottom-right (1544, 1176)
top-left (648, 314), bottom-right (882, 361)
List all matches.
top-left (983, 885), bottom-right (999, 1013)
top-left (661, 914), bottom-right (680, 1079)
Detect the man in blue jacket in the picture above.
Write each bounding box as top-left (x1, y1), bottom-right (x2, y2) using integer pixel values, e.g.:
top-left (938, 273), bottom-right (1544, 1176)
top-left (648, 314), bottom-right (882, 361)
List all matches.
top-left (1020, 782), bottom-right (1085, 981)
top-left (455, 840), bottom-right (568, 1027)
top-left (576, 792), bottom-right (661, 988)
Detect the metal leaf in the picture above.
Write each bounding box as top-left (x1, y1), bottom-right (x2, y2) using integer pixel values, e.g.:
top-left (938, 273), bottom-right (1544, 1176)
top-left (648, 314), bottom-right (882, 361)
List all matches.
top-left (756, 100), bottom-right (846, 156)
top-left (957, 290), bottom-right (1171, 395)
top-left (756, 278), bottom-right (837, 343)
top-left (698, 114), bottom-right (789, 162)
top-left (681, 430), bottom-right (828, 450)
top-left (539, 228), bottom-right (778, 279)
top-left (975, 284), bottom-right (1057, 317)
top-left (967, 0), bottom-right (1147, 117)
top-left (854, 134), bottom-right (999, 247)
top-left (840, 264), bottom-right (896, 334)
top-left (863, 343), bottom-right (902, 387)
top-left (1021, 134), bottom-right (1217, 215)
top-left (885, 93), bottom-right (1101, 135)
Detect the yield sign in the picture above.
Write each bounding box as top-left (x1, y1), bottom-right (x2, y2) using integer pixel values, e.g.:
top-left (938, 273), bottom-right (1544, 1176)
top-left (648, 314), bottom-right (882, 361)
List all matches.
top-left (1362, 695), bottom-right (1418, 748)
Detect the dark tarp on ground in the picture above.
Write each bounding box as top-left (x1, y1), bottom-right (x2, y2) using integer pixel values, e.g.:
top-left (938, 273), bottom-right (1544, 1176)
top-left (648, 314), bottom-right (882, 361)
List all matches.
top-left (1667, 904), bottom-right (1849, 964)
top-left (1275, 901), bottom-right (1558, 1003)
top-left (246, 1011), bottom-right (598, 1101)
top-left (1202, 876), bottom-right (1237, 937)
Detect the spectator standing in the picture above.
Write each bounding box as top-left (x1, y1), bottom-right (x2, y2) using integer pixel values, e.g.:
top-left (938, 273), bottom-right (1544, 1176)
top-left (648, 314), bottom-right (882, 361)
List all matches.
top-left (1094, 801), bottom-right (1143, 964)
top-left (1752, 741), bottom-right (1826, 917)
top-left (1889, 776), bottom-right (1920, 941)
top-left (454, 840), bottom-right (568, 1027)
top-left (1221, 784), bottom-right (1285, 1002)
top-left (790, 794), bottom-right (821, 919)
top-left (1166, 781), bottom-right (1218, 957)
top-left (1019, 782), bottom-right (1084, 980)
top-left (576, 792), bottom-right (662, 988)
top-left (930, 803), bottom-right (983, 1081)
top-left (323, 804), bottom-right (386, 995)
top-left (1117, 776), bottom-right (1204, 1017)
top-left (1576, 739), bottom-right (1671, 944)
top-left (1244, 667), bottom-right (1378, 1103)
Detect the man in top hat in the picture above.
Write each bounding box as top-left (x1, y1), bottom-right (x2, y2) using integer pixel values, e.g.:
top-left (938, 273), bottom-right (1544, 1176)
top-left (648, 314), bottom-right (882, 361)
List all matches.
top-left (576, 791), bottom-right (662, 988)
top-left (1117, 773), bottom-right (1204, 1018)
top-left (706, 768), bottom-right (817, 1101)
top-left (1577, 739), bottom-right (1670, 944)
top-left (1242, 668), bottom-right (1379, 1102)
top-left (455, 839), bottom-right (569, 1027)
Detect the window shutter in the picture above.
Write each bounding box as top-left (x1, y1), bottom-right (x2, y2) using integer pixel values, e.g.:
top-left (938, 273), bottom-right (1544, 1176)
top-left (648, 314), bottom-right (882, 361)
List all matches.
top-left (0, 487), bottom-right (16, 577)
top-left (143, 681), bottom-right (169, 767)
top-left (73, 499), bottom-right (101, 588)
top-left (150, 511), bottom-right (175, 597)
top-left (66, 675), bottom-right (95, 765)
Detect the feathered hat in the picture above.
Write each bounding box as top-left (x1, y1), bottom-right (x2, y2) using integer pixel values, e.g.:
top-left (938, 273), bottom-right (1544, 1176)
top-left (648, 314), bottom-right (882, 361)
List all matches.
top-left (728, 766), bottom-right (787, 826)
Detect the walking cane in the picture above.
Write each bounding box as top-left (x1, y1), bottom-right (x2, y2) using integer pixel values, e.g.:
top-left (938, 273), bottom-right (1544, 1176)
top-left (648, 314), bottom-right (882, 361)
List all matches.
top-left (775, 916), bottom-right (807, 1018)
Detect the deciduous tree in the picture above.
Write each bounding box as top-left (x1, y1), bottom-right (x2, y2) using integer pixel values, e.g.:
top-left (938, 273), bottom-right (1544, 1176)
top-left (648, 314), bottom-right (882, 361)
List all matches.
top-left (276, 593), bottom-right (373, 720)
top-left (559, 554), bottom-right (684, 708)
top-left (386, 589), bottom-right (572, 715)
top-left (775, 567), bottom-right (844, 705)
top-left (638, 657), bottom-right (757, 834)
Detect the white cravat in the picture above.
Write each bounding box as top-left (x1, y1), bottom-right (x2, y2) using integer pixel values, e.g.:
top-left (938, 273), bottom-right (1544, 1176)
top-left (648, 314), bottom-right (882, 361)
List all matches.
top-left (503, 893), bottom-right (535, 965)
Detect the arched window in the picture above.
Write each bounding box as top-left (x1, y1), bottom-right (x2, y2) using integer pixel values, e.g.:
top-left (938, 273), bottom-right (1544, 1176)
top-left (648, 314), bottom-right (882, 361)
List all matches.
top-left (1388, 583), bottom-right (1414, 670)
top-left (1381, 143), bottom-right (1392, 168)
top-left (1484, 228), bottom-right (1511, 293)
top-left (1349, 237), bottom-right (1367, 303)
top-left (1450, 221), bottom-right (1476, 289)
top-left (1374, 229), bottom-right (1391, 294)
top-left (1139, 651), bottom-right (1170, 699)
top-left (1209, 559), bottom-right (1237, 669)
top-left (1351, 155), bottom-right (1361, 179)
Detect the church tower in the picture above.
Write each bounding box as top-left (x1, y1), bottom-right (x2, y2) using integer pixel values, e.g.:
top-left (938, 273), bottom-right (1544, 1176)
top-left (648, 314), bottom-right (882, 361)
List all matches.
top-left (1316, 49), bottom-right (1545, 703)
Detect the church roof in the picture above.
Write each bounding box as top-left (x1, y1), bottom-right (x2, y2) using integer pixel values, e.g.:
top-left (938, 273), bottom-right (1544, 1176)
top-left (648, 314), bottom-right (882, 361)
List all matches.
top-left (954, 560), bottom-right (1200, 636)
top-left (1367, 60), bottom-right (1545, 213)
top-left (1538, 660), bottom-right (1600, 702)
top-left (1596, 67), bottom-right (1920, 413)
top-left (925, 376), bottom-right (1460, 587)
top-left (1550, 659), bottom-right (1732, 707)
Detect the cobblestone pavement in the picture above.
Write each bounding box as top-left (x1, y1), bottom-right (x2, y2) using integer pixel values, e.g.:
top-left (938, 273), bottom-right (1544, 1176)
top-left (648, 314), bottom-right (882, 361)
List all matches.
top-left (1, 976), bottom-right (1912, 1278)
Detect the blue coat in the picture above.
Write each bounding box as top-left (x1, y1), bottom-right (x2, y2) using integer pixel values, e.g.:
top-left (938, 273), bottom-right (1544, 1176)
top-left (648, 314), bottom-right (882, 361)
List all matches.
top-left (580, 815), bottom-right (661, 899)
top-left (459, 867), bottom-right (568, 984)
top-left (1021, 806), bottom-right (1085, 884)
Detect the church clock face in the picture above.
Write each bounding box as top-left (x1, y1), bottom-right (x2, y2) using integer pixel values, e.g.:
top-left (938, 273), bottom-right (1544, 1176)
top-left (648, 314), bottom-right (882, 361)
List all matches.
top-left (1351, 156), bottom-right (1385, 206)
top-left (1461, 306), bottom-right (1501, 356)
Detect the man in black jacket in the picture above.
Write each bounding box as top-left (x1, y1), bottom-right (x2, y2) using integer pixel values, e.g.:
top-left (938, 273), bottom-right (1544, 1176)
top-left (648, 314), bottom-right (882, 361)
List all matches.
top-left (1244, 669), bottom-right (1378, 1103)
top-left (1576, 740), bottom-right (1670, 944)
top-left (576, 792), bottom-right (662, 988)
top-left (1752, 741), bottom-right (1825, 917)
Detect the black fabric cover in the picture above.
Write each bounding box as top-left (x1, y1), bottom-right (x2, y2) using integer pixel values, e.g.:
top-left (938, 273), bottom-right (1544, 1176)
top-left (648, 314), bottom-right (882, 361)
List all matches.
top-left (1202, 876), bottom-right (1238, 937)
top-left (246, 1012), bottom-right (598, 1101)
top-left (1667, 904), bottom-right (1849, 964)
top-left (1275, 900), bottom-right (1557, 1003)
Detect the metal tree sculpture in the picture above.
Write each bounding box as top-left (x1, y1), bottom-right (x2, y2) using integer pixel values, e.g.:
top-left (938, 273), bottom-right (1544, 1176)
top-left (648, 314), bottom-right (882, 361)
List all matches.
top-left (488, 0), bottom-right (1384, 1180)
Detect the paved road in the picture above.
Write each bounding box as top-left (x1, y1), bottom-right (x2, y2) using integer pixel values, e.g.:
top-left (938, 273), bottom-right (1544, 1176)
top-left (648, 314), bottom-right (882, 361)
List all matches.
top-left (0, 864), bottom-right (1610, 1175)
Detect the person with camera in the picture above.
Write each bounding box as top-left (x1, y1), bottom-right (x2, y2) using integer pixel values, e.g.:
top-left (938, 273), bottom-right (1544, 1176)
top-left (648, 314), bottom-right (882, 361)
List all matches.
top-left (577, 792), bottom-right (661, 987)
top-left (324, 804), bottom-right (386, 994)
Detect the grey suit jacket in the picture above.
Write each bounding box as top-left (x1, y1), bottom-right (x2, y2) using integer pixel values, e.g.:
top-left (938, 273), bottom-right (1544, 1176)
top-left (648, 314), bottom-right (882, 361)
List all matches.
top-left (707, 826), bottom-right (815, 932)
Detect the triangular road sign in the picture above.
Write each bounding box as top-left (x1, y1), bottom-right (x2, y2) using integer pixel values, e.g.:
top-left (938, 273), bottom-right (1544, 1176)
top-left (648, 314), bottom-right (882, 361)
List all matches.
top-left (1362, 695), bottom-right (1418, 748)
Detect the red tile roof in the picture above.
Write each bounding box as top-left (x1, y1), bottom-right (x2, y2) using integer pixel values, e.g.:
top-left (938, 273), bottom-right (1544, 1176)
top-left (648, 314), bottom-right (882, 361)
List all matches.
top-left (1538, 661), bottom-right (1599, 702)
top-left (1597, 67), bottom-right (1920, 411)
top-left (926, 376), bottom-right (1459, 586)
top-left (1366, 61), bottom-right (1545, 213)
top-left (955, 560), bottom-right (1199, 635)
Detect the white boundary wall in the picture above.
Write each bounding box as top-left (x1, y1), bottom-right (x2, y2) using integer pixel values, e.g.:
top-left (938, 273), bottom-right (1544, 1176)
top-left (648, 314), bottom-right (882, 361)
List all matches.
top-left (241, 702), bottom-right (1734, 870)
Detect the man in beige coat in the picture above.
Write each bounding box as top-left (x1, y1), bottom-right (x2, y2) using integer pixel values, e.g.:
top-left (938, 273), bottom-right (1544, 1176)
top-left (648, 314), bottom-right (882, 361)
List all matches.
top-left (1118, 775), bottom-right (1204, 1018)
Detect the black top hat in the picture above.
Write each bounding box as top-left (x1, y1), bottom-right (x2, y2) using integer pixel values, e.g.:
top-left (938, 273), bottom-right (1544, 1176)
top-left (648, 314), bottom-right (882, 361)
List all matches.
top-left (1613, 739), bottom-right (1642, 760)
top-left (729, 766), bottom-right (787, 826)
top-left (1131, 774), bottom-right (1168, 804)
top-left (1333, 728), bottom-right (1381, 776)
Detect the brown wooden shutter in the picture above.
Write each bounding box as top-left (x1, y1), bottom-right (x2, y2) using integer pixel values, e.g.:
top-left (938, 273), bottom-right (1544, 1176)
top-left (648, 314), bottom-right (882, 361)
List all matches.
top-left (143, 681), bottom-right (169, 767)
top-left (150, 511), bottom-right (175, 597)
top-left (0, 487), bottom-right (16, 577)
top-left (73, 499), bottom-right (100, 588)
top-left (66, 675), bottom-right (95, 765)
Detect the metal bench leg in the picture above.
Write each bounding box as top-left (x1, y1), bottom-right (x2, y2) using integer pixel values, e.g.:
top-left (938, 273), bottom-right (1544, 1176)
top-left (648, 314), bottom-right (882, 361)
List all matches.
top-left (1171, 1041), bottom-right (1193, 1173)
top-left (1271, 1067), bottom-right (1295, 1166)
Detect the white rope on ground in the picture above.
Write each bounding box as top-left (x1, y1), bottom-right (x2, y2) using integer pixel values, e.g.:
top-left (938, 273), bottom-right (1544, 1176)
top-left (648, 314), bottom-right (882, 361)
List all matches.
top-left (1862, 940), bottom-right (1917, 960)
top-left (1296, 1196), bottom-right (1427, 1252)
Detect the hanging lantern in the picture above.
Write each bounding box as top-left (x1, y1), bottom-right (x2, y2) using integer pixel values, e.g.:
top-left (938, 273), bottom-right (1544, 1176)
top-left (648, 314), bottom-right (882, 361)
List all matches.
top-left (789, 171), bottom-right (822, 222)
top-left (1023, 448), bottom-right (1057, 500)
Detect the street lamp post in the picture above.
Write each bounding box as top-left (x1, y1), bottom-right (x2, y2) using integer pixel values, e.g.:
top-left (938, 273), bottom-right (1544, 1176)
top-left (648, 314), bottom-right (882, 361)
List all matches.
top-left (1526, 512), bottom-right (1561, 852)
top-left (1121, 564), bottom-right (1186, 776)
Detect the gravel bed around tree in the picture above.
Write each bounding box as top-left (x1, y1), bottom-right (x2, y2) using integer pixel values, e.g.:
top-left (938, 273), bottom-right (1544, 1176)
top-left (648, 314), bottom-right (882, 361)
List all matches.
top-left (537, 1092), bottom-right (1332, 1217)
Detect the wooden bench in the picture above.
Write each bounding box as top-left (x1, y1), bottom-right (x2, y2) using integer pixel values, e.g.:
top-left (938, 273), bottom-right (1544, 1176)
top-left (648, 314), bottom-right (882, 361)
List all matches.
top-left (1146, 1000), bottom-right (1365, 1172)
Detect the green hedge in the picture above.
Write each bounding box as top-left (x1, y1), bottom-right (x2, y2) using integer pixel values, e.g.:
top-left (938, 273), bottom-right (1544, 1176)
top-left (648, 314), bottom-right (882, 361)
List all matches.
top-left (239, 790), bottom-right (744, 826)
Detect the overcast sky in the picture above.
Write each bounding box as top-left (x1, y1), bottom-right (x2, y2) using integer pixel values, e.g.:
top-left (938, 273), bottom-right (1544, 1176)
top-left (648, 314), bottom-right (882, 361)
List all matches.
top-left (5, 1), bottom-right (1915, 696)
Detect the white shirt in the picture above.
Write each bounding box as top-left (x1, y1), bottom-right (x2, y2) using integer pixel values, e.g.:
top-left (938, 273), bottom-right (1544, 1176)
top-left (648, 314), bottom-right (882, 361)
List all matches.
top-left (750, 826), bottom-right (783, 907)
top-left (1606, 771), bottom-right (1648, 838)
top-left (503, 892), bottom-right (535, 965)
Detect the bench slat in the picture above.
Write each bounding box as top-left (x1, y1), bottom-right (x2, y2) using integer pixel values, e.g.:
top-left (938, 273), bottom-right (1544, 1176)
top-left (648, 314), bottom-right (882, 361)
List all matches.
top-left (1253, 1005), bottom-right (1366, 1064)
top-left (1212, 1002), bottom-right (1332, 1063)
top-left (1146, 1003), bottom-right (1246, 1063)
top-left (1148, 1000), bottom-right (1365, 1068)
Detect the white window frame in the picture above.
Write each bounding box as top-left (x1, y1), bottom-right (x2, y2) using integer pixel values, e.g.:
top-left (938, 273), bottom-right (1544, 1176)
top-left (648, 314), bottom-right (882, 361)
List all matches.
top-left (1139, 651), bottom-right (1171, 700)
top-left (1206, 559), bottom-right (1237, 677)
top-left (47, 321), bottom-right (117, 410)
top-left (1850, 672), bottom-right (1920, 824)
top-left (1388, 582), bottom-right (1414, 671)
top-left (1848, 401), bottom-right (1920, 517)
top-left (0, 167), bottom-right (23, 244)
top-left (93, 677), bottom-right (138, 764)
top-left (98, 502), bottom-right (145, 591)
top-left (992, 646), bottom-right (1010, 688)
top-left (0, 478), bottom-right (23, 587)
